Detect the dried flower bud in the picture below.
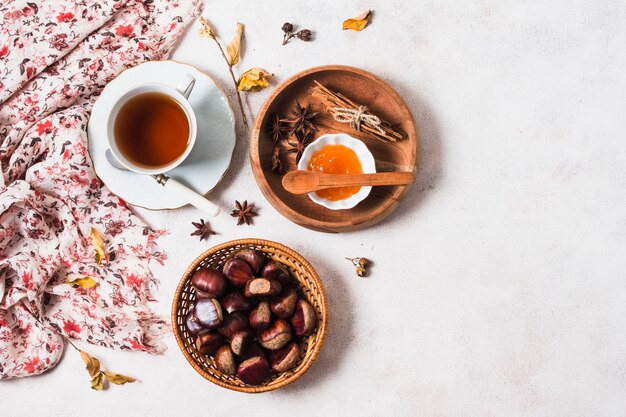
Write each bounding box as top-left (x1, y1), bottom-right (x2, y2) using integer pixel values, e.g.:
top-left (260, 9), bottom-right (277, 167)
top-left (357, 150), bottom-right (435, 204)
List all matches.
top-left (358, 258), bottom-right (371, 268)
top-left (356, 267), bottom-right (366, 277)
top-left (296, 29), bottom-right (312, 41)
top-left (282, 22), bottom-right (294, 33)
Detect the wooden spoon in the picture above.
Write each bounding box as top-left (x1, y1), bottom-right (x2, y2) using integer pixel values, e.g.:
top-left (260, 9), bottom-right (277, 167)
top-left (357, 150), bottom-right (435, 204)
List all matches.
top-left (282, 171), bottom-right (415, 195)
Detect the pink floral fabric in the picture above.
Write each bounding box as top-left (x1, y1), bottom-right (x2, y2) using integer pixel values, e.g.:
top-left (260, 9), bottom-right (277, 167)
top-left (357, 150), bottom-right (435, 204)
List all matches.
top-left (0, 0), bottom-right (202, 379)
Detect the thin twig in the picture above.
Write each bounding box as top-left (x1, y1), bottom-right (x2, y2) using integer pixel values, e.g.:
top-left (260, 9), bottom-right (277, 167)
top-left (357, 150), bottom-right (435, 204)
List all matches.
top-left (211, 37), bottom-right (250, 133)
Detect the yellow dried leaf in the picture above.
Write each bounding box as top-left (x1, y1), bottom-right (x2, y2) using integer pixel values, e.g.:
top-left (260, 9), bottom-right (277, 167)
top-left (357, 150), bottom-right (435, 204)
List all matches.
top-left (198, 17), bottom-right (215, 39)
top-left (66, 276), bottom-right (98, 289)
top-left (103, 371), bottom-right (137, 385)
top-left (343, 10), bottom-right (372, 31)
top-left (90, 227), bottom-right (106, 264)
top-left (226, 22), bottom-right (244, 66)
top-left (91, 372), bottom-right (104, 390)
top-left (237, 68), bottom-right (273, 92)
top-left (80, 350), bottom-right (101, 379)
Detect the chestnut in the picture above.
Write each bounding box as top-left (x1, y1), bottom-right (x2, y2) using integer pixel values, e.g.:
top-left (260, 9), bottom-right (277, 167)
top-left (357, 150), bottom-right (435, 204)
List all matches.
top-left (269, 342), bottom-right (301, 373)
top-left (237, 356), bottom-right (270, 385)
top-left (215, 345), bottom-right (236, 375)
top-left (217, 311), bottom-right (248, 339)
top-left (223, 258), bottom-right (254, 287)
top-left (262, 261), bottom-right (290, 286)
top-left (249, 301), bottom-right (271, 330)
top-left (291, 299), bottom-right (317, 336)
top-left (239, 342), bottom-right (266, 361)
top-left (231, 329), bottom-right (254, 356)
top-left (193, 298), bottom-right (223, 329)
top-left (185, 309), bottom-right (205, 336)
top-left (195, 332), bottom-right (224, 355)
top-left (244, 278), bottom-right (282, 298)
top-left (258, 319), bottom-right (291, 350)
top-left (191, 267), bottom-right (227, 298)
top-left (233, 249), bottom-right (266, 275)
top-left (221, 291), bottom-right (251, 314)
top-left (270, 287), bottom-right (298, 319)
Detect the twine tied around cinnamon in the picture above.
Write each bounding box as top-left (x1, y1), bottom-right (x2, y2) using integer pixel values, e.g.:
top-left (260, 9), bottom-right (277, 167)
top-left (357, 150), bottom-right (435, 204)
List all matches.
top-left (331, 105), bottom-right (386, 135)
top-left (311, 80), bottom-right (405, 142)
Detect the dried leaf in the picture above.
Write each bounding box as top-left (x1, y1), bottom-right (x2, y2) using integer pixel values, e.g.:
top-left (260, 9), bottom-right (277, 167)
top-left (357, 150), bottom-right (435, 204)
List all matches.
top-left (103, 371), bottom-right (136, 385)
top-left (66, 276), bottom-right (98, 289)
top-left (226, 22), bottom-right (244, 66)
top-left (198, 17), bottom-right (215, 39)
top-left (79, 350), bottom-right (101, 379)
top-left (343, 10), bottom-right (372, 31)
top-left (90, 227), bottom-right (106, 264)
top-left (237, 68), bottom-right (273, 92)
top-left (91, 372), bottom-right (104, 390)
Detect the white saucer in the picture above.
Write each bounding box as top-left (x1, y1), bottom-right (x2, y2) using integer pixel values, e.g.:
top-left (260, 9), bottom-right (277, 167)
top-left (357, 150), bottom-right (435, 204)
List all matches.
top-left (88, 60), bottom-right (236, 210)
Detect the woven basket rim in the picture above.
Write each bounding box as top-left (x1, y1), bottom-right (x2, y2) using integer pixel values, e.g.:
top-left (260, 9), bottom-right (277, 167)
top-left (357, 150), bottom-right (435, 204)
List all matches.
top-left (171, 238), bottom-right (328, 393)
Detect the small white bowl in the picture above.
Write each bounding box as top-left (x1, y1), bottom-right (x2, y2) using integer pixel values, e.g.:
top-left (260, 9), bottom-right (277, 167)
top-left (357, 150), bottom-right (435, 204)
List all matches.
top-left (298, 133), bottom-right (376, 210)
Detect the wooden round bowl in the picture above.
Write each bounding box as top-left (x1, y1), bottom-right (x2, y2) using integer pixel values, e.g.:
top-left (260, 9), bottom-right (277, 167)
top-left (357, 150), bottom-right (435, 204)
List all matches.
top-left (251, 65), bottom-right (418, 233)
top-left (171, 239), bottom-right (328, 393)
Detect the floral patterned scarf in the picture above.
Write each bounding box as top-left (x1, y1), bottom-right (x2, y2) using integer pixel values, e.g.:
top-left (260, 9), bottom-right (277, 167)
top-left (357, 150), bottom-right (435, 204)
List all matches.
top-left (0, 0), bottom-right (202, 379)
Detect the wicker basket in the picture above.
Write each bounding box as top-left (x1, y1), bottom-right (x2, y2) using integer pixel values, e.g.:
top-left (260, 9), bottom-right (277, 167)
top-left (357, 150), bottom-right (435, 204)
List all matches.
top-left (171, 238), bottom-right (328, 393)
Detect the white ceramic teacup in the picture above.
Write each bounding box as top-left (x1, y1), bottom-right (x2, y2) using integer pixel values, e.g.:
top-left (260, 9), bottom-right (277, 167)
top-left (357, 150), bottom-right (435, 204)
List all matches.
top-left (106, 74), bottom-right (197, 175)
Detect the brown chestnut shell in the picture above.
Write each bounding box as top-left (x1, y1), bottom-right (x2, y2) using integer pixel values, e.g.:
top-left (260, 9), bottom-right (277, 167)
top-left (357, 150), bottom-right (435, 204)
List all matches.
top-left (261, 261), bottom-right (290, 286)
top-left (215, 345), bottom-right (236, 375)
top-left (239, 342), bottom-right (267, 361)
top-left (191, 268), bottom-right (227, 298)
top-left (233, 249), bottom-right (266, 275)
top-left (244, 278), bottom-right (282, 298)
top-left (217, 311), bottom-right (248, 339)
top-left (195, 332), bottom-right (224, 355)
top-left (237, 356), bottom-right (270, 385)
top-left (269, 342), bottom-right (301, 373)
top-left (290, 299), bottom-right (317, 336)
top-left (231, 329), bottom-right (254, 356)
top-left (249, 301), bottom-right (272, 330)
top-left (223, 258), bottom-right (254, 287)
top-left (258, 319), bottom-right (292, 351)
top-left (221, 291), bottom-right (251, 314)
top-left (270, 287), bottom-right (298, 319)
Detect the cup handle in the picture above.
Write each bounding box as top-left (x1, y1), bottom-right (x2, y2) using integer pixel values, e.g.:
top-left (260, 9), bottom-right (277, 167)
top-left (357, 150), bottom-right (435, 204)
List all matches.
top-left (175, 74), bottom-right (196, 99)
top-left (163, 177), bottom-right (220, 216)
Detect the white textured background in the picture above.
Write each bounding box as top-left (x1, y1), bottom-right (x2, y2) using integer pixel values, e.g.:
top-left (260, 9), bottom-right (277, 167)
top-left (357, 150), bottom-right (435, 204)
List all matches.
top-left (3, 0), bottom-right (626, 416)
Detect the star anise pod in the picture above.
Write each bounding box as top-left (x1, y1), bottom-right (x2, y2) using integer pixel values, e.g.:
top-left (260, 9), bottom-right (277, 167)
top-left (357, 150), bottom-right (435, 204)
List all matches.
top-left (231, 200), bottom-right (257, 226)
top-left (268, 113), bottom-right (289, 144)
top-left (190, 219), bottom-right (216, 241)
top-left (286, 129), bottom-right (312, 163)
top-left (282, 102), bottom-right (318, 135)
top-left (271, 145), bottom-right (283, 174)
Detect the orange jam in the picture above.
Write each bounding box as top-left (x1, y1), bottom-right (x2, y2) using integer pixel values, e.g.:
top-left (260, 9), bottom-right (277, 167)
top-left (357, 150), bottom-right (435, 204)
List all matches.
top-left (307, 144), bottom-right (363, 201)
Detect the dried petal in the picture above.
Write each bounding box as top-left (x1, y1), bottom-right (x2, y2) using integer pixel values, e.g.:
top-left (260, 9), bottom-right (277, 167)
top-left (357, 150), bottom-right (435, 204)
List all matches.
top-left (80, 350), bottom-right (101, 379)
top-left (103, 371), bottom-right (137, 385)
top-left (343, 10), bottom-right (372, 31)
top-left (198, 17), bottom-right (215, 38)
top-left (66, 276), bottom-right (98, 289)
top-left (91, 372), bottom-right (104, 390)
top-left (226, 22), bottom-right (244, 66)
top-left (90, 227), bottom-right (106, 264)
top-left (237, 68), bottom-right (273, 92)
